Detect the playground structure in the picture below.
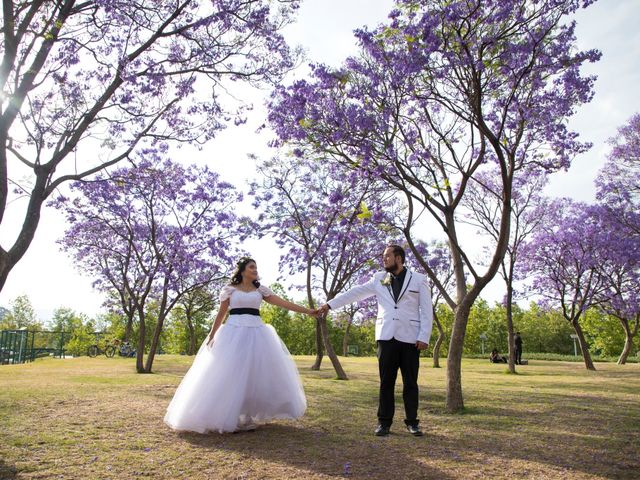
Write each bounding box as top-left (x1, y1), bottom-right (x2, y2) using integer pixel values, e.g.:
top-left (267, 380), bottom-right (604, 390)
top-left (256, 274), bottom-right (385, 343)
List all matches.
top-left (0, 329), bottom-right (68, 365)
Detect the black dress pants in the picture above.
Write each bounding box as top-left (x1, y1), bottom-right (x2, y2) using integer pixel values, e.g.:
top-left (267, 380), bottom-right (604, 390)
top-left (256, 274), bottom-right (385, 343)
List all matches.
top-left (515, 347), bottom-right (522, 365)
top-left (377, 338), bottom-right (420, 427)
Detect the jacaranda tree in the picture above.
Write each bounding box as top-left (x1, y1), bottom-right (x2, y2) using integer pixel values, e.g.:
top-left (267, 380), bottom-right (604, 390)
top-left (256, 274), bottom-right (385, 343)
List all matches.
top-left (595, 112), bottom-right (640, 236)
top-left (251, 155), bottom-right (397, 379)
top-left (462, 170), bottom-right (550, 372)
top-left (55, 160), bottom-right (241, 373)
top-left (592, 114), bottom-right (640, 363)
top-left (0, 0), bottom-right (299, 291)
top-left (268, 0), bottom-right (599, 411)
top-left (519, 200), bottom-right (610, 370)
top-left (588, 206), bottom-right (640, 364)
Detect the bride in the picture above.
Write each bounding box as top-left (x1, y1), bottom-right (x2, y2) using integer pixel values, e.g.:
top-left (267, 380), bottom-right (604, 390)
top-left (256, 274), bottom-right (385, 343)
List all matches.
top-left (164, 257), bottom-right (317, 434)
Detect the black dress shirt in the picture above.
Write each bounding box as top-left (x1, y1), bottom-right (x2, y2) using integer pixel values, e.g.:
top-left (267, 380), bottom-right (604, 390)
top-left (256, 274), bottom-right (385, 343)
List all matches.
top-left (390, 267), bottom-right (407, 302)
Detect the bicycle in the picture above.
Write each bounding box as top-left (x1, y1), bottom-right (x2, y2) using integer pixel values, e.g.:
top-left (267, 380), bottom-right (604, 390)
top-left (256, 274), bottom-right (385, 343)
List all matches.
top-left (87, 341), bottom-right (116, 358)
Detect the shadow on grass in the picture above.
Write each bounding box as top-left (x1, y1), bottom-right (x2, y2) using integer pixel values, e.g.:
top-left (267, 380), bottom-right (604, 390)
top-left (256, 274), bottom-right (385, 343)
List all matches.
top-left (166, 368), bottom-right (455, 479)
top-left (178, 423), bottom-right (455, 479)
top-left (0, 459), bottom-right (17, 479)
top-left (161, 357), bottom-right (640, 478)
top-left (5, 356), bottom-right (639, 479)
top-left (423, 392), bottom-right (640, 479)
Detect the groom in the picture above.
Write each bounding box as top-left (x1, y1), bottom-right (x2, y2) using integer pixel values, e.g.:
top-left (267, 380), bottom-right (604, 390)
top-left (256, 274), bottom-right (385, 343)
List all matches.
top-left (319, 245), bottom-right (433, 437)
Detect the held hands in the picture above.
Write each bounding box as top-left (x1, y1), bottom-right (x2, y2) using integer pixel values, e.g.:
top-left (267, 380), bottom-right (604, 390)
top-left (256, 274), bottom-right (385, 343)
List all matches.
top-left (305, 304), bottom-right (329, 318)
top-left (416, 341), bottom-right (429, 350)
top-left (306, 308), bottom-right (323, 318)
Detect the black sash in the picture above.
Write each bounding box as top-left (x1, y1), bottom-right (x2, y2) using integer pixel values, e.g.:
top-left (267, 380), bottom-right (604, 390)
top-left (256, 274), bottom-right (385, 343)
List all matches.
top-left (229, 308), bottom-right (260, 316)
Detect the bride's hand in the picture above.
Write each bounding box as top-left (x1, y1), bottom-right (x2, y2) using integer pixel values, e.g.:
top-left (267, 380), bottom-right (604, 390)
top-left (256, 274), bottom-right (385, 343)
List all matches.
top-left (206, 332), bottom-right (215, 347)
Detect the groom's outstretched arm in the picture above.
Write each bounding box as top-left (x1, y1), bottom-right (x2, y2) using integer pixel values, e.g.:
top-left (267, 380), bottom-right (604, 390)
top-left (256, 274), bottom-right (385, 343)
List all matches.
top-left (322, 274), bottom-right (379, 312)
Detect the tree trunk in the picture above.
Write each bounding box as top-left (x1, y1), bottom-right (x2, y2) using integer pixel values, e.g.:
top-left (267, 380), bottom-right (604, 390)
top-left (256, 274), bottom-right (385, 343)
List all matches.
top-left (342, 318), bottom-right (352, 356)
top-left (319, 313), bottom-right (348, 379)
top-left (186, 315), bottom-right (196, 356)
top-left (571, 320), bottom-right (596, 371)
top-left (443, 209), bottom-right (475, 413)
top-left (432, 309), bottom-right (444, 368)
top-left (618, 334), bottom-right (632, 365)
top-left (446, 300), bottom-right (473, 412)
top-left (505, 281), bottom-right (516, 374)
top-left (135, 308), bottom-right (146, 373)
top-left (305, 262), bottom-right (323, 370)
top-left (311, 318), bottom-right (324, 370)
top-left (0, 174), bottom-right (47, 292)
top-left (144, 311), bottom-right (167, 373)
top-left (124, 312), bottom-right (134, 343)
top-left (617, 318), bottom-right (634, 365)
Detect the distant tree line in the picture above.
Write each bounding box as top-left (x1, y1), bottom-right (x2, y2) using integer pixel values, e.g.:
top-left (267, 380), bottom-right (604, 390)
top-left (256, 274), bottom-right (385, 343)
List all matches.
top-left (2, 292), bottom-right (636, 363)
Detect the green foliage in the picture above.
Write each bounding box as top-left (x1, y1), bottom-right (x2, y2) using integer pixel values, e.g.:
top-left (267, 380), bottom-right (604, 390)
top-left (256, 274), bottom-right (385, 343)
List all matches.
top-left (430, 304), bottom-right (453, 356)
top-left (105, 302), bottom-right (160, 354)
top-left (428, 301), bottom-right (627, 358)
top-left (343, 322), bottom-right (377, 356)
top-left (139, 303), bottom-right (161, 354)
top-left (464, 299), bottom-right (509, 355)
top-left (161, 306), bottom-right (211, 355)
top-left (515, 303), bottom-right (575, 354)
top-left (258, 284), bottom-right (377, 356)
top-left (95, 311), bottom-right (129, 341)
top-left (160, 285), bottom-right (219, 355)
top-left (49, 307), bottom-right (83, 332)
top-left (0, 295), bottom-right (41, 330)
top-left (582, 309), bottom-right (637, 357)
top-left (33, 287), bottom-right (635, 361)
top-left (65, 322), bottom-right (97, 357)
top-left (162, 308), bottom-right (189, 355)
top-left (40, 307), bottom-right (87, 351)
top-left (260, 286), bottom-right (320, 355)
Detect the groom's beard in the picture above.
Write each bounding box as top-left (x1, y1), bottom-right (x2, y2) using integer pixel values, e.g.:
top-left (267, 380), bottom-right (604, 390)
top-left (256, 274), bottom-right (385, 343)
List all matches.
top-left (384, 265), bottom-right (399, 274)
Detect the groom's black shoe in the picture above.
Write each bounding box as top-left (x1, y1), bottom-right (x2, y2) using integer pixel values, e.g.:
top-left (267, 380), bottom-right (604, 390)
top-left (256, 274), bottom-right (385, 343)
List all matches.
top-left (406, 424), bottom-right (423, 436)
top-left (374, 424), bottom-right (390, 436)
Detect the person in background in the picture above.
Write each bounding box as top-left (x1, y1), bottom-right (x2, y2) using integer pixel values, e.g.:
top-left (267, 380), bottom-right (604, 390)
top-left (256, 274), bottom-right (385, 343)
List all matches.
top-left (514, 332), bottom-right (523, 365)
top-left (490, 348), bottom-right (507, 364)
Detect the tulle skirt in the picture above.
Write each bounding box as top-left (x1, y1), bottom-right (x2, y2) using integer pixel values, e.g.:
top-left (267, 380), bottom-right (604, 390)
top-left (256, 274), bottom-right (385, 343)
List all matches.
top-left (164, 314), bottom-right (307, 433)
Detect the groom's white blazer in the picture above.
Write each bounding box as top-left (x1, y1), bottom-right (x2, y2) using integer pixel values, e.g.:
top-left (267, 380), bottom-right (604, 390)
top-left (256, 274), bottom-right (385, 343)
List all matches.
top-left (328, 270), bottom-right (433, 344)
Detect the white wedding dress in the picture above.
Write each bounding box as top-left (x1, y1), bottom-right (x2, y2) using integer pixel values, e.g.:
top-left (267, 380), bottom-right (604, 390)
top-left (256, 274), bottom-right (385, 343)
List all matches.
top-left (164, 285), bottom-right (307, 433)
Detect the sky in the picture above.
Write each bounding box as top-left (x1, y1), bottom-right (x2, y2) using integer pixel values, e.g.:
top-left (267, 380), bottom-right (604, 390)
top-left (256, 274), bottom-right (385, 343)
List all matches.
top-left (0, 0), bottom-right (639, 322)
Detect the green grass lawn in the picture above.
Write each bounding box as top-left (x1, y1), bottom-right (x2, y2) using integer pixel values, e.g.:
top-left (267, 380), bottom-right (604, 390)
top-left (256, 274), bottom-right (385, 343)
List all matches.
top-left (1, 355), bottom-right (638, 479)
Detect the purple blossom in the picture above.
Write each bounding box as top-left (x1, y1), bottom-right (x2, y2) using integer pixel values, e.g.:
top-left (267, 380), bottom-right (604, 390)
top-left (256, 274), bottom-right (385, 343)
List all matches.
top-left (54, 159), bottom-right (243, 372)
top-left (250, 154), bottom-right (400, 376)
top-left (517, 199), bottom-right (638, 369)
top-left (267, 0), bottom-right (600, 407)
top-left (0, 0), bottom-right (301, 292)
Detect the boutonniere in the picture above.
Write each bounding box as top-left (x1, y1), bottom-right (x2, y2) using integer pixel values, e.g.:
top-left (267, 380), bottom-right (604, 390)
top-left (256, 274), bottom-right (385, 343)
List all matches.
top-left (381, 274), bottom-right (392, 286)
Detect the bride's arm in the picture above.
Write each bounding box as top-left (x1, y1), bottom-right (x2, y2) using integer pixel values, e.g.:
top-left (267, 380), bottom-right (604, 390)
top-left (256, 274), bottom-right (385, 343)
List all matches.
top-left (206, 299), bottom-right (230, 345)
top-left (264, 295), bottom-right (318, 316)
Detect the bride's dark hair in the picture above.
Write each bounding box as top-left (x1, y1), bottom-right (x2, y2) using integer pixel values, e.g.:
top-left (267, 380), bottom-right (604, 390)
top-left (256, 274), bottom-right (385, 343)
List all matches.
top-left (229, 257), bottom-right (261, 287)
